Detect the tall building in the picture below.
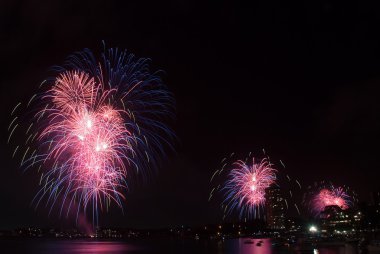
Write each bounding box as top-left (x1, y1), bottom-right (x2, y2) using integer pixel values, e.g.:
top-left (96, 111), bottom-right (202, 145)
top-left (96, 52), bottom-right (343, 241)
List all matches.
top-left (266, 187), bottom-right (285, 230)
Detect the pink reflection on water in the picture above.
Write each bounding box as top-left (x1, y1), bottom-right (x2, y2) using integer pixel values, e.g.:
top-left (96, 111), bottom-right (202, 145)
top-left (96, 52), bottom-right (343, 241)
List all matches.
top-left (49, 241), bottom-right (140, 254)
top-left (238, 238), bottom-right (272, 254)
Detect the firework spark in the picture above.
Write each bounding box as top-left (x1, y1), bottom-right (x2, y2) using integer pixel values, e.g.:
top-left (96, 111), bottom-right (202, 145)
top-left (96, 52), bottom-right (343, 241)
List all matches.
top-left (9, 47), bottom-right (175, 224)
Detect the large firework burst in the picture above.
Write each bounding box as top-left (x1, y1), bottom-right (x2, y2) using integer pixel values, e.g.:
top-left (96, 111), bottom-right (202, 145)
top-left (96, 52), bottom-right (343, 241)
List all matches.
top-left (8, 46), bottom-right (175, 224)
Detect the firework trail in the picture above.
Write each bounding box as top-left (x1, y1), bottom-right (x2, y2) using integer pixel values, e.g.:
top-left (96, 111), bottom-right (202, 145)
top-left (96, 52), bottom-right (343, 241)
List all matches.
top-left (305, 182), bottom-right (353, 216)
top-left (275, 160), bottom-right (303, 216)
top-left (8, 46), bottom-right (175, 224)
top-left (210, 154), bottom-right (277, 219)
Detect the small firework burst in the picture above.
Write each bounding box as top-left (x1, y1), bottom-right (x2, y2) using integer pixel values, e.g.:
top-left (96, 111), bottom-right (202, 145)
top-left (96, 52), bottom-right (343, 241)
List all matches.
top-left (305, 182), bottom-right (352, 216)
top-left (210, 154), bottom-right (277, 219)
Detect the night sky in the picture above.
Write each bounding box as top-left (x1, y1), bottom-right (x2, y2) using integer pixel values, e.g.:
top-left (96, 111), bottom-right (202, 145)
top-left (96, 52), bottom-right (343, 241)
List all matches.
top-left (1, 0), bottom-right (380, 229)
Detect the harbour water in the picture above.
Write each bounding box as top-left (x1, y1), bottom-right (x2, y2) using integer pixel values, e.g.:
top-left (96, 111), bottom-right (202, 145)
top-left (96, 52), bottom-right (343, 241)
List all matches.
top-left (0, 238), bottom-right (360, 254)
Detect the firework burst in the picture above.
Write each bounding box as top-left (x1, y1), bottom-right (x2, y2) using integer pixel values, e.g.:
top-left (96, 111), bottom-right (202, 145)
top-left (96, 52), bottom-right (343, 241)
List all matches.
top-left (8, 46), bottom-right (175, 224)
top-left (210, 154), bottom-right (277, 219)
top-left (305, 182), bottom-right (353, 216)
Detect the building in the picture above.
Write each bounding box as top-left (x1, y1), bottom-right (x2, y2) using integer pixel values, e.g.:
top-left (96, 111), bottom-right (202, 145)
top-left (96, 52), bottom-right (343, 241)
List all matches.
top-left (319, 205), bottom-right (363, 235)
top-left (266, 187), bottom-right (286, 230)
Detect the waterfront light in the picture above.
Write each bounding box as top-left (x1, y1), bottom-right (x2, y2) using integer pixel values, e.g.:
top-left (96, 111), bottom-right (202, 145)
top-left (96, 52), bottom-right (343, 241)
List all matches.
top-left (309, 225), bottom-right (318, 233)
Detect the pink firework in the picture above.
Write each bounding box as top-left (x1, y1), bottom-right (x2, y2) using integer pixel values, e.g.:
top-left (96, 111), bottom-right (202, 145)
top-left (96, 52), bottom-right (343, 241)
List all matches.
top-left (9, 48), bottom-right (175, 224)
top-left (222, 158), bottom-right (277, 218)
top-left (35, 71), bottom-right (134, 215)
top-left (50, 71), bottom-right (97, 112)
top-left (312, 186), bottom-right (351, 215)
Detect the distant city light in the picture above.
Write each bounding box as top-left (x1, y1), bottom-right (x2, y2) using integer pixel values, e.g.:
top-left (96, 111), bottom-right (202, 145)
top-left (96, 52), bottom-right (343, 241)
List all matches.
top-left (309, 225), bottom-right (318, 233)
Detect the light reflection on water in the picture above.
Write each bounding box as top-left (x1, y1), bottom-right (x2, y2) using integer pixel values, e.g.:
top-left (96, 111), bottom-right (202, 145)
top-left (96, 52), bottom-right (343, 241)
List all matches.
top-left (0, 240), bottom-right (144, 254)
top-left (222, 238), bottom-right (358, 254)
top-left (0, 238), bottom-right (360, 254)
top-left (224, 238), bottom-right (273, 254)
top-left (43, 241), bottom-right (141, 253)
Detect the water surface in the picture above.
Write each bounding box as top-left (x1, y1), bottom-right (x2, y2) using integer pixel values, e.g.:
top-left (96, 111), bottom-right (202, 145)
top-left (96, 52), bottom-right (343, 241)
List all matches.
top-left (0, 238), bottom-right (359, 254)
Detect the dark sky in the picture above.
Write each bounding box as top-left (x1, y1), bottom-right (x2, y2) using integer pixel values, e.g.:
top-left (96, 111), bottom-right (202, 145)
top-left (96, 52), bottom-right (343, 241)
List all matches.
top-left (1, 0), bottom-right (380, 229)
